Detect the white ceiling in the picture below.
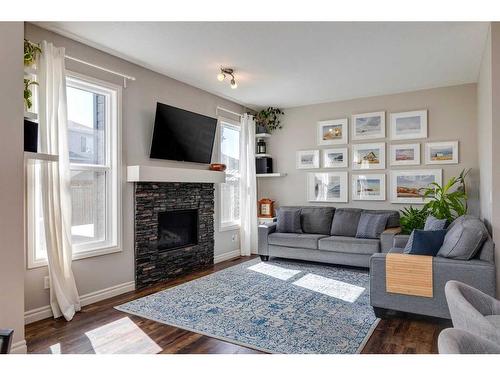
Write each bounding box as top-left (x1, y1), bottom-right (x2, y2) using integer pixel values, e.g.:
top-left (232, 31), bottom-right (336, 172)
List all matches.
top-left (36, 22), bottom-right (489, 109)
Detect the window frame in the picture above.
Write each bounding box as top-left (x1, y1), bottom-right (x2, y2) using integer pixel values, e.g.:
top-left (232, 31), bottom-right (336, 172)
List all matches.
top-left (26, 71), bottom-right (122, 269)
top-left (216, 117), bottom-right (241, 232)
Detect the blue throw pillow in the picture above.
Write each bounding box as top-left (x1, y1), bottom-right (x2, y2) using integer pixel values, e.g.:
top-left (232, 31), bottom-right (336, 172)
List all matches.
top-left (404, 229), bottom-right (447, 256)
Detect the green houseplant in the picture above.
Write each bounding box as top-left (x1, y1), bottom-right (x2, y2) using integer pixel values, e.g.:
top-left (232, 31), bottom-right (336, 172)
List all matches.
top-left (24, 79), bottom-right (39, 110)
top-left (399, 206), bottom-right (429, 235)
top-left (255, 107), bottom-right (284, 134)
top-left (24, 39), bottom-right (42, 67)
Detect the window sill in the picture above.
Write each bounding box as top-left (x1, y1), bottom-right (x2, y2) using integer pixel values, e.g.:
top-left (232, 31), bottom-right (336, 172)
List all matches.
top-left (27, 245), bottom-right (122, 270)
top-left (219, 224), bottom-right (240, 232)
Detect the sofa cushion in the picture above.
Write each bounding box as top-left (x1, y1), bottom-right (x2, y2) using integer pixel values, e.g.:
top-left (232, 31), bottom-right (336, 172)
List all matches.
top-left (268, 232), bottom-right (328, 250)
top-left (330, 208), bottom-right (363, 237)
top-left (318, 236), bottom-right (380, 255)
top-left (404, 229), bottom-right (446, 256)
top-left (424, 215), bottom-right (447, 230)
top-left (366, 210), bottom-right (400, 228)
top-left (300, 207), bottom-right (335, 235)
top-left (356, 212), bottom-right (389, 239)
top-left (437, 215), bottom-right (489, 260)
top-left (276, 207), bottom-right (302, 233)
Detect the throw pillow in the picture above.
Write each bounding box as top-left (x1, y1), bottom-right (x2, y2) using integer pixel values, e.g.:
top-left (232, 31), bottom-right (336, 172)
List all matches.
top-left (276, 208), bottom-right (303, 234)
top-left (300, 207), bottom-right (335, 235)
top-left (330, 208), bottom-right (363, 237)
top-left (437, 215), bottom-right (489, 260)
top-left (424, 215), bottom-right (447, 231)
top-left (404, 229), bottom-right (447, 256)
top-left (355, 212), bottom-right (389, 239)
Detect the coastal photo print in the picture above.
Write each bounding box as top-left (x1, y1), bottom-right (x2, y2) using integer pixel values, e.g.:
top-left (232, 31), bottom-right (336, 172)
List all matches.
top-left (390, 169), bottom-right (442, 204)
top-left (352, 142), bottom-right (386, 170)
top-left (352, 174), bottom-right (386, 201)
top-left (390, 110), bottom-right (427, 140)
top-left (322, 148), bottom-right (348, 168)
top-left (351, 111), bottom-right (385, 140)
top-left (317, 118), bottom-right (348, 145)
top-left (307, 172), bottom-right (348, 202)
top-left (390, 143), bottom-right (420, 166)
top-left (425, 141), bottom-right (458, 164)
top-left (296, 150), bottom-right (320, 169)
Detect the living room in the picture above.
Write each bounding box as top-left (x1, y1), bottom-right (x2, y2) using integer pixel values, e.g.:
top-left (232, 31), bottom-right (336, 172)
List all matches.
top-left (1, 1), bottom-right (500, 372)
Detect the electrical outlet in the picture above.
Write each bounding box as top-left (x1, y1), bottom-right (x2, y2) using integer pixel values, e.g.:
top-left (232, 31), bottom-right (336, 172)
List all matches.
top-left (232, 233), bottom-right (238, 242)
top-left (44, 276), bottom-right (50, 289)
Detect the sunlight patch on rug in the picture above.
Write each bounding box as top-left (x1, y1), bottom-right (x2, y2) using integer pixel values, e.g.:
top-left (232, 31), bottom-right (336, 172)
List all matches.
top-left (292, 273), bottom-right (365, 303)
top-left (247, 262), bottom-right (302, 280)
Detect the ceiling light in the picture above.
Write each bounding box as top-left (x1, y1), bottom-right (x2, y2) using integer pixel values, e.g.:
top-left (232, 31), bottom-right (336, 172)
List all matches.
top-left (217, 72), bottom-right (225, 81)
top-left (217, 67), bottom-right (238, 89)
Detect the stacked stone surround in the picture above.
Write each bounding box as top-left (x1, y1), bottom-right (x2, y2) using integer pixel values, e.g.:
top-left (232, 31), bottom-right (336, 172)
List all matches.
top-left (134, 182), bottom-right (215, 289)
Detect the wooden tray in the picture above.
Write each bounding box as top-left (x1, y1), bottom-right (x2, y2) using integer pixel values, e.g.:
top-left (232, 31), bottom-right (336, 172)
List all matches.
top-left (386, 253), bottom-right (433, 298)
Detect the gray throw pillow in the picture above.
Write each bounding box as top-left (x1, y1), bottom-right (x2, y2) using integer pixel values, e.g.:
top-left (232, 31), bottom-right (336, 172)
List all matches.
top-left (301, 207), bottom-right (335, 235)
top-left (356, 212), bottom-right (389, 239)
top-left (424, 215), bottom-right (447, 230)
top-left (437, 215), bottom-right (489, 260)
top-left (276, 208), bottom-right (303, 234)
top-left (330, 208), bottom-right (363, 237)
top-left (403, 230), bottom-right (415, 253)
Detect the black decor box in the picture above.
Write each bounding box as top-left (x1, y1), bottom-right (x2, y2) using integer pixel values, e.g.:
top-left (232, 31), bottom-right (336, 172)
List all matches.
top-left (24, 119), bottom-right (38, 152)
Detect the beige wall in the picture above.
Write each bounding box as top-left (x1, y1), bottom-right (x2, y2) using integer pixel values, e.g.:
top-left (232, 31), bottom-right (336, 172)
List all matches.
top-left (258, 84), bottom-right (479, 215)
top-left (24, 23), bottom-right (245, 312)
top-left (0, 22), bottom-right (26, 352)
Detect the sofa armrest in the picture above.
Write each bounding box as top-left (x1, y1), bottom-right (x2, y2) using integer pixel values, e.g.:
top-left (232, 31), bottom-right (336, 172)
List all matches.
top-left (258, 222), bottom-right (277, 256)
top-left (393, 234), bottom-right (410, 249)
top-left (380, 227), bottom-right (401, 253)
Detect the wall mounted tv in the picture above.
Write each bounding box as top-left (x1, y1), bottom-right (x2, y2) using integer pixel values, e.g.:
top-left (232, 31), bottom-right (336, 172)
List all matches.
top-left (150, 102), bottom-right (218, 164)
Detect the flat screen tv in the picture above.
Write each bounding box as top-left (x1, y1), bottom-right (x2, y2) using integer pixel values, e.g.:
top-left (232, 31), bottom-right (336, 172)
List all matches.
top-left (150, 102), bottom-right (218, 164)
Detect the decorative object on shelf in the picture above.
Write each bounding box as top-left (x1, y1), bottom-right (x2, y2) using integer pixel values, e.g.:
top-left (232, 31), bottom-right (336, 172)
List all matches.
top-left (209, 163), bottom-right (226, 172)
top-left (258, 198), bottom-right (275, 218)
top-left (256, 138), bottom-right (267, 154)
top-left (352, 173), bottom-right (386, 201)
top-left (390, 143), bottom-right (420, 166)
top-left (256, 157), bottom-right (273, 174)
top-left (390, 110), bottom-right (427, 140)
top-left (351, 111), bottom-right (385, 140)
top-left (24, 39), bottom-right (42, 67)
top-left (322, 148), bottom-right (348, 168)
top-left (296, 150), bottom-right (320, 169)
top-left (421, 168), bottom-right (470, 222)
top-left (390, 169), bottom-right (442, 204)
top-left (425, 141), bottom-right (459, 165)
top-left (216, 67), bottom-right (238, 89)
top-left (24, 119), bottom-right (38, 152)
top-left (254, 107), bottom-right (284, 134)
top-left (399, 206), bottom-right (429, 234)
top-left (307, 171), bottom-right (348, 202)
top-left (317, 118), bottom-right (348, 145)
top-left (352, 142), bottom-right (386, 170)
top-left (24, 78), bottom-right (38, 110)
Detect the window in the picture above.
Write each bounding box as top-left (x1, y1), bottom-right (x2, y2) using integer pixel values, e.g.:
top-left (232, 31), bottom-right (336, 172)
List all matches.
top-left (27, 72), bottom-right (121, 268)
top-left (218, 120), bottom-right (241, 230)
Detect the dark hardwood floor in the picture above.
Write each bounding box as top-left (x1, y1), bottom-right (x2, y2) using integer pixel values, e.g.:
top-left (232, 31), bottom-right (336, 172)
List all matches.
top-left (25, 256), bottom-right (450, 354)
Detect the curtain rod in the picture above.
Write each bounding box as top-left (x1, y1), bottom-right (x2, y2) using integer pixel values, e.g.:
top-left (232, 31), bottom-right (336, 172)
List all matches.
top-left (65, 55), bottom-right (136, 87)
top-left (216, 106), bottom-right (244, 118)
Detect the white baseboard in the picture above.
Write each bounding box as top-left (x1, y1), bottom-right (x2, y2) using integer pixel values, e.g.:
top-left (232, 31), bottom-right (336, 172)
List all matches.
top-left (10, 340), bottom-right (27, 354)
top-left (24, 280), bottom-right (135, 325)
top-left (214, 249), bottom-right (241, 264)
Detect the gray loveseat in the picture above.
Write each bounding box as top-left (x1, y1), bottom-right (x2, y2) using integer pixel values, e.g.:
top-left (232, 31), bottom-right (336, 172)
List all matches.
top-left (258, 206), bottom-right (401, 268)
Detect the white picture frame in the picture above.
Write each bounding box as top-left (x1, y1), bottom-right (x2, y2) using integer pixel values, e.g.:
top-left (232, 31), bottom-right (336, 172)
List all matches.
top-left (317, 118), bottom-right (348, 145)
top-left (307, 172), bottom-right (348, 203)
top-left (351, 111), bottom-right (385, 140)
top-left (425, 141), bottom-right (459, 165)
top-left (296, 150), bottom-right (320, 169)
top-left (390, 110), bottom-right (428, 140)
top-left (352, 142), bottom-right (386, 170)
top-left (390, 169), bottom-right (443, 204)
top-left (352, 174), bottom-right (386, 201)
top-left (322, 148), bottom-right (348, 168)
top-left (390, 143), bottom-right (420, 166)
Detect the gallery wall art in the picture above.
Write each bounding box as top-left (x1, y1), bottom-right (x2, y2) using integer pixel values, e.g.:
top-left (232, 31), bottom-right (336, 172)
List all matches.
top-left (351, 111), bottom-right (385, 140)
top-left (307, 172), bottom-right (348, 202)
top-left (352, 143), bottom-right (386, 170)
top-left (390, 143), bottom-right (420, 166)
top-left (322, 148), bottom-right (348, 168)
top-left (317, 119), bottom-right (348, 145)
top-left (390, 110), bottom-right (427, 140)
top-left (425, 141), bottom-right (459, 165)
top-left (352, 174), bottom-right (386, 201)
top-left (390, 169), bottom-right (442, 204)
top-left (296, 150), bottom-right (320, 169)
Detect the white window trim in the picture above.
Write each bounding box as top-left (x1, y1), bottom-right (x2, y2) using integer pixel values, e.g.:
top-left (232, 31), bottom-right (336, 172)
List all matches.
top-left (26, 71), bottom-right (122, 269)
top-left (216, 117), bottom-right (241, 232)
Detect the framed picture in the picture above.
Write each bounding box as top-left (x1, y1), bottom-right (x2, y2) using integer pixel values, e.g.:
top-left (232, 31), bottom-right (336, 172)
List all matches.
top-left (351, 111), bottom-right (385, 140)
top-left (317, 118), bottom-right (348, 145)
top-left (352, 174), bottom-right (386, 201)
top-left (390, 169), bottom-right (442, 204)
top-left (307, 172), bottom-right (348, 202)
top-left (390, 110), bottom-right (427, 140)
top-left (390, 143), bottom-right (420, 166)
top-left (322, 148), bottom-right (348, 168)
top-left (425, 141), bottom-right (459, 165)
top-left (352, 143), bottom-right (386, 170)
top-left (296, 150), bottom-right (320, 169)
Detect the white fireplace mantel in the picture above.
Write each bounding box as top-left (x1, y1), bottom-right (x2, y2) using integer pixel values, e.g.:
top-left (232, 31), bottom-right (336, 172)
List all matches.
top-left (127, 165), bottom-right (226, 183)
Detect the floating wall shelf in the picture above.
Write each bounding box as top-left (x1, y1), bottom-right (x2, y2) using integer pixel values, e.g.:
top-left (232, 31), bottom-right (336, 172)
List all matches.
top-left (256, 173), bottom-right (287, 178)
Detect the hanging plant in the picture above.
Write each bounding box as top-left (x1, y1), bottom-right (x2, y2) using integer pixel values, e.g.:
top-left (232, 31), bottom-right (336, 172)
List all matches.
top-left (254, 107), bottom-right (284, 134)
top-left (24, 79), bottom-right (39, 110)
top-left (24, 39), bottom-right (42, 67)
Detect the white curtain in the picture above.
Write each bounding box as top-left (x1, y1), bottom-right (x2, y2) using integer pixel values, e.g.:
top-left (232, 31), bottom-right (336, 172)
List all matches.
top-left (239, 114), bottom-right (258, 256)
top-left (38, 41), bottom-right (81, 321)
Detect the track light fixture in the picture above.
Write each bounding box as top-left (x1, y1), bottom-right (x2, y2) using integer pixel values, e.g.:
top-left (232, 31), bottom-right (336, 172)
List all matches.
top-left (217, 67), bottom-right (238, 89)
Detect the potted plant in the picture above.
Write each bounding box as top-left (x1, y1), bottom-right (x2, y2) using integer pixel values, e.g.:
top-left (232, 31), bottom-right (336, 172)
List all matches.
top-left (254, 107), bottom-right (284, 134)
top-left (24, 78), bottom-right (39, 152)
top-left (24, 39), bottom-right (42, 67)
top-left (399, 206), bottom-right (429, 235)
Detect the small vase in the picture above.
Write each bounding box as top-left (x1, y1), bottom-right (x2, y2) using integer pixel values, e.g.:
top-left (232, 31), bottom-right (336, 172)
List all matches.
top-left (256, 125), bottom-right (268, 134)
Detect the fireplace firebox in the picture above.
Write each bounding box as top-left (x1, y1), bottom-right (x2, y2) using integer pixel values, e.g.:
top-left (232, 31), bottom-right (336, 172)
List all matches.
top-left (158, 209), bottom-right (199, 250)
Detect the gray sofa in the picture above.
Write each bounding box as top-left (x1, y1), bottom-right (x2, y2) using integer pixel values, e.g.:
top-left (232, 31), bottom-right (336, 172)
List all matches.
top-left (370, 230), bottom-right (496, 319)
top-left (258, 206), bottom-right (401, 268)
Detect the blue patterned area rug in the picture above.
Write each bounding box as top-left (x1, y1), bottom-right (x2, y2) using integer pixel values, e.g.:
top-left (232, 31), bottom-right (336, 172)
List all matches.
top-left (115, 258), bottom-right (379, 354)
